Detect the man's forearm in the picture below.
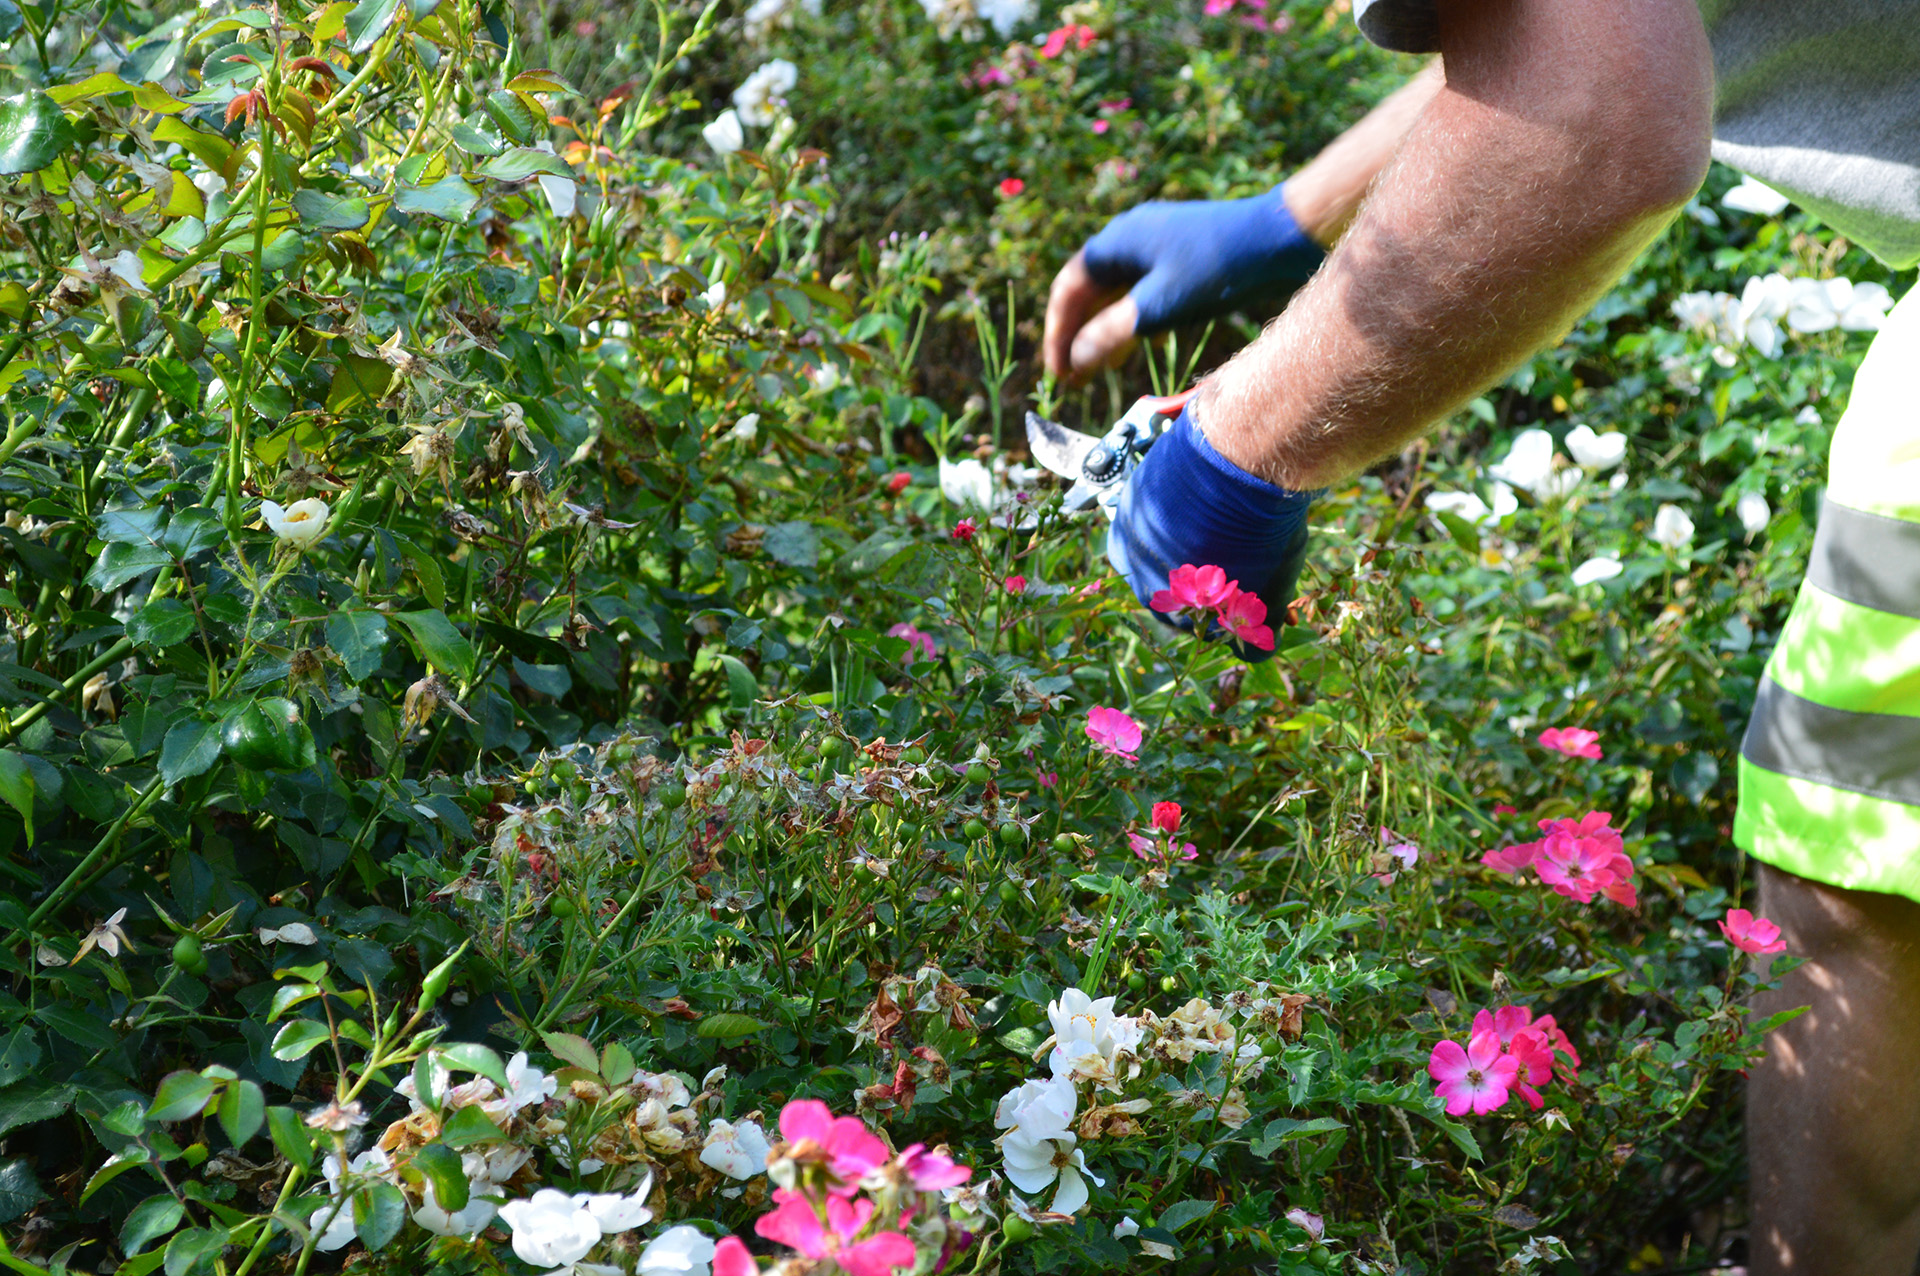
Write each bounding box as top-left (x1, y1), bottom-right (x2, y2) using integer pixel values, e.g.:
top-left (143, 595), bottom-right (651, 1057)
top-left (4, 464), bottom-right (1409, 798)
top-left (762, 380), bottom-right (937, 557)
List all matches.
top-left (1284, 62), bottom-right (1445, 248)
top-left (1201, 0), bottom-right (1714, 491)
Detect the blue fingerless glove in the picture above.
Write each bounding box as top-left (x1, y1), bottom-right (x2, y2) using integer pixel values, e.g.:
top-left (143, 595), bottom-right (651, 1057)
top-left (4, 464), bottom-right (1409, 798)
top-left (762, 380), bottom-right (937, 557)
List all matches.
top-left (1080, 183), bottom-right (1326, 336)
top-left (1107, 401), bottom-right (1315, 662)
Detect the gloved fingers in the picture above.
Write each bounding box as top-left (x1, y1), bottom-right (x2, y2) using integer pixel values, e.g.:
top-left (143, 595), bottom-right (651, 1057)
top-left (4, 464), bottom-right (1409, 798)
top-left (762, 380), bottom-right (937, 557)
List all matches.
top-left (1078, 204), bottom-right (1160, 290)
top-left (1066, 294), bottom-right (1139, 380)
top-left (1044, 251), bottom-right (1128, 381)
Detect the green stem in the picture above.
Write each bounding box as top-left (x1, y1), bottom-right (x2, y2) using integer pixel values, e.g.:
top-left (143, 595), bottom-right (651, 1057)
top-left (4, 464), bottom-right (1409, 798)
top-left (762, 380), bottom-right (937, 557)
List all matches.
top-left (16, 773), bottom-right (167, 941)
top-left (223, 122), bottom-right (277, 528)
top-left (228, 1164), bottom-right (305, 1276)
top-left (0, 637), bottom-right (134, 745)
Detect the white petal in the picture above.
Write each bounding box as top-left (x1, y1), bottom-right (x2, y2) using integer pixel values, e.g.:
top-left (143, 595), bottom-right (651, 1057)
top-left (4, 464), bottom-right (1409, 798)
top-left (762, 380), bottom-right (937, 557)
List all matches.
top-left (1570, 556), bottom-right (1623, 586)
top-left (538, 175), bottom-right (577, 219)
top-left (638, 1224), bottom-right (718, 1275)
top-left (1722, 177), bottom-right (1790, 216)
top-left (702, 110), bottom-right (744, 155)
top-left (1048, 1165), bottom-right (1089, 1217)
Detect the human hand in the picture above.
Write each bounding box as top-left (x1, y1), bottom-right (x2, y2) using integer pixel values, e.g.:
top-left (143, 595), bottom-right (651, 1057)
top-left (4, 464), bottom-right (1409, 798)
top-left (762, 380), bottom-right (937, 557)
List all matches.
top-left (1043, 184), bottom-right (1324, 381)
top-left (1106, 399), bottom-right (1315, 663)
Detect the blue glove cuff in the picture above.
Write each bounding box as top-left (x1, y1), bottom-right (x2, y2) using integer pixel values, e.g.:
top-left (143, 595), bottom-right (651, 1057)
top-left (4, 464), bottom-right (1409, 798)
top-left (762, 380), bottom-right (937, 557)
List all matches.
top-left (1107, 402), bottom-right (1316, 661)
top-left (1082, 182), bottom-right (1326, 336)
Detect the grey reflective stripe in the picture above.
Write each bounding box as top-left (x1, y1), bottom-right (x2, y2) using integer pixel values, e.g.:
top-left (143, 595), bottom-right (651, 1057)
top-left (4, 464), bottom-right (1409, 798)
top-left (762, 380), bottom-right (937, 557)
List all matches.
top-left (1805, 500), bottom-right (1920, 619)
top-left (1741, 676), bottom-right (1920, 807)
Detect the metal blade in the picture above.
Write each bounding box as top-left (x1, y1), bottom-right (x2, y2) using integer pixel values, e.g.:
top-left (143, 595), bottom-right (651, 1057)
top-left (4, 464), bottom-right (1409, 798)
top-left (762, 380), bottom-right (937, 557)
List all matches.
top-left (1060, 478), bottom-right (1103, 514)
top-left (1025, 411), bottom-right (1103, 481)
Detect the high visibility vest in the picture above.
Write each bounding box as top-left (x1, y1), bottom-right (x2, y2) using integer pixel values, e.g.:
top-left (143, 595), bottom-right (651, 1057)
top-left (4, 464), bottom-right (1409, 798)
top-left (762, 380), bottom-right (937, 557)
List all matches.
top-left (1736, 286), bottom-right (1920, 902)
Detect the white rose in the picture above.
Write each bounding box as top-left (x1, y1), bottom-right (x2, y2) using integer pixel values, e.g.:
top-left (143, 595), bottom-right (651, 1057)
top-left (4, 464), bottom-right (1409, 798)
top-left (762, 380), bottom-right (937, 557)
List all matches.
top-left (1651, 503), bottom-right (1695, 551)
top-left (259, 498), bottom-right (331, 548)
top-left (1736, 491), bottom-right (1771, 538)
top-left (498, 1189), bottom-right (603, 1269)
top-left (699, 1118), bottom-right (774, 1180)
top-left (702, 109), bottom-right (745, 155)
top-left (1563, 424), bottom-right (1627, 470)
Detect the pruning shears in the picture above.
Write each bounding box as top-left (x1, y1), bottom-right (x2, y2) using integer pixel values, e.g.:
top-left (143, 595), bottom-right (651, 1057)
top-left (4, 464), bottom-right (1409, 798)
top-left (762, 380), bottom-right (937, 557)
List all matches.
top-left (1023, 388), bottom-right (1196, 520)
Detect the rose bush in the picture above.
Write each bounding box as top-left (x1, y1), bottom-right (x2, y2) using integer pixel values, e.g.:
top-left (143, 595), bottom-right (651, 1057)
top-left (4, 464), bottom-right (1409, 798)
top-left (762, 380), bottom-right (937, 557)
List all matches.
top-left (0, 0), bottom-right (1903, 1271)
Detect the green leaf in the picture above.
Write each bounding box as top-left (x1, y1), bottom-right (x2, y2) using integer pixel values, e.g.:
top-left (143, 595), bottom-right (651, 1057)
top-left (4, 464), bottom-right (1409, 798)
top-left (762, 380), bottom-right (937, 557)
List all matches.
top-left (343, 0), bottom-right (400, 52)
top-left (695, 1012), bottom-right (766, 1039)
top-left (159, 720), bottom-right (222, 785)
top-left (505, 69), bottom-right (578, 96)
top-left (37, 1004), bottom-right (117, 1051)
top-left (512, 658), bottom-right (570, 698)
top-left (1158, 1198), bottom-right (1215, 1233)
top-left (326, 610), bottom-right (389, 681)
top-left (1434, 509), bottom-right (1481, 556)
top-left (0, 750), bottom-right (33, 843)
top-left (390, 609), bottom-right (475, 680)
top-left (161, 508), bottom-right (223, 560)
top-left (147, 1071), bottom-right (217, 1123)
top-left (449, 118), bottom-right (504, 157)
top-left (0, 91), bottom-right (75, 175)
top-left (438, 1042), bottom-right (507, 1089)
top-left (437, 1104), bottom-right (504, 1148)
top-left (216, 1080), bottom-right (264, 1148)
top-left (82, 1148), bottom-right (151, 1205)
top-left (87, 542), bottom-right (171, 591)
top-left (481, 89), bottom-right (537, 143)
top-left (1251, 1115), bottom-right (1348, 1158)
top-left (480, 147), bottom-right (574, 182)
top-left (394, 175), bottom-right (479, 223)
top-left (265, 1106), bottom-right (311, 1169)
top-left (540, 1031), bottom-right (599, 1074)
top-left (0, 1029), bottom-right (41, 1089)
top-left (716, 655), bottom-right (757, 713)
top-left (128, 599), bottom-right (197, 648)
top-left (354, 1180), bottom-right (406, 1249)
top-left (162, 1225), bottom-right (229, 1276)
top-left (269, 1019), bottom-right (331, 1061)
top-left (121, 1195), bottom-right (186, 1256)
top-left (290, 187), bottom-right (370, 232)
top-left (764, 520), bottom-right (819, 568)
top-left (599, 1041), bottom-right (635, 1087)
top-left (0, 1160), bottom-right (45, 1225)
top-left (0, 1083), bottom-right (73, 1137)
top-left (412, 1143), bottom-right (467, 1212)
top-left (98, 507), bottom-right (168, 545)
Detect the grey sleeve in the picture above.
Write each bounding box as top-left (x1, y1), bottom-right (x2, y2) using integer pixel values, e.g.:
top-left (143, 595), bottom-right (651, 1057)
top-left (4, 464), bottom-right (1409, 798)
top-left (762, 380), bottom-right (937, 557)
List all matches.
top-left (1352, 0), bottom-right (1442, 53)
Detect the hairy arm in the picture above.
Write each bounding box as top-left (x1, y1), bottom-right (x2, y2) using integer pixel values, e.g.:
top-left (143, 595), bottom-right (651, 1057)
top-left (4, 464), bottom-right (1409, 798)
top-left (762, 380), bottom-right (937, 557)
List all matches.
top-left (1042, 64), bottom-right (1445, 378)
top-left (1200, 0), bottom-right (1714, 490)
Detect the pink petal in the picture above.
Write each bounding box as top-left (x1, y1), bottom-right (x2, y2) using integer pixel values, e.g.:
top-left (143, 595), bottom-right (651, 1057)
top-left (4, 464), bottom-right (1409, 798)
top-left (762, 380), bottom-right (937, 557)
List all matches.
top-left (1427, 1038), bottom-right (1470, 1083)
top-left (715, 1237), bottom-right (758, 1276)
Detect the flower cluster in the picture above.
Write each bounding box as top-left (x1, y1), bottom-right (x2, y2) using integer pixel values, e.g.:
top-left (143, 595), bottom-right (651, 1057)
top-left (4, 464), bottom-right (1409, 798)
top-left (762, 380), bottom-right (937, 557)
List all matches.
top-left (917, 0), bottom-right (1036, 40)
top-left (1127, 800), bottom-right (1197, 865)
top-left (755, 1100), bottom-right (974, 1275)
top-left (886, 622), bottom-right (937, 663)
top-left (1148, 563), bottom-right (1277, 651)
top-left (1672, 272), bottom-right (1893, 362)
top-left (991, 987), bottom-right (1293, 1225)
top-left (1037, 22), bottom-right (1097, 57)
top-left (1483, 812), bottom-right (1637, 907)
top-left (732, 59), bottom-right (797, 128)
top-left (1428, 1004), bottom-right (1581, 1117)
